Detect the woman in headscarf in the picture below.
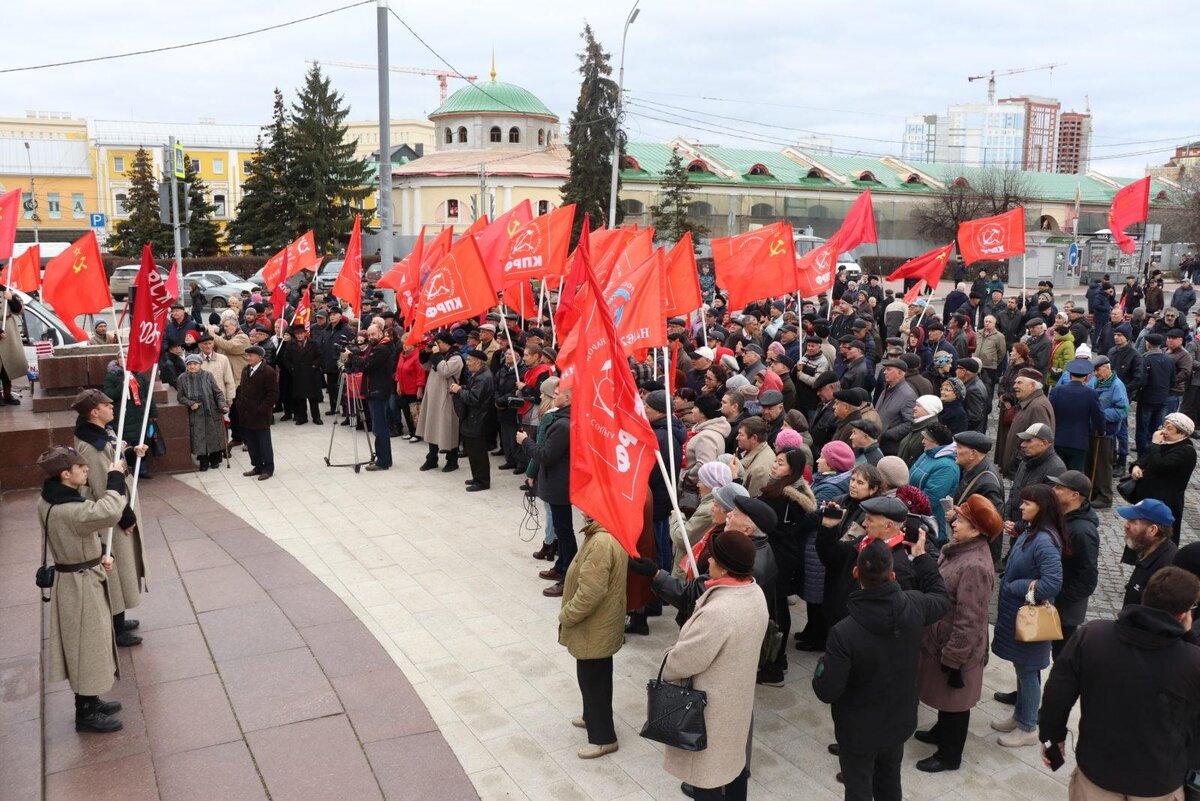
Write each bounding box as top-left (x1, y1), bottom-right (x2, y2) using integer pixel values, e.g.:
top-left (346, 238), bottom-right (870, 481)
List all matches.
top-left (938, 377), bottom-right (969, 434)
top-left (174, 353), bottom-right (228, 470)
top-left (907, 327), bottom-right (932, 372)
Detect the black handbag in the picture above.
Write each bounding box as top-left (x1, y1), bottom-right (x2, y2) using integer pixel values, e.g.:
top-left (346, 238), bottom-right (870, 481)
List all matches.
top-left (640, 653), bottom-right (708, 752)
top-left (1116, 475), bottom-right (1138, 503)
top-left (35, 507), bottom-right (54, 601)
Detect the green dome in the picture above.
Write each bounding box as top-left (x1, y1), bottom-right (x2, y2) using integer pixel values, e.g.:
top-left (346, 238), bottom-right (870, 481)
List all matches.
top-left (430, 81), bottom-right (557, 119)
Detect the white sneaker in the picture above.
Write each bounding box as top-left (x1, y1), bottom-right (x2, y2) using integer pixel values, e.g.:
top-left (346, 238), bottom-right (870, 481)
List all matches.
top-left (998, 729), bottom-right (1039, 747)
top-left (571, 717), bottom-right (586, 729)
top-left (990, 716), bottom-right (1019, 733)
top-left (578, 742), bottom-right (618, 759)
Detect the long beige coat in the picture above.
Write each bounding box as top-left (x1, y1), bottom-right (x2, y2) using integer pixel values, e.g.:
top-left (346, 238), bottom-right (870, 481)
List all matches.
top-left (200, 350), bottom-right (236, 406)
top-left (662, 581), bottom-right (768, 789)
top-left (558, 525), bottom-right (629, 660)
top-left (416, 352), bottom-right (462, 449)
top-left (212, 331), bottom-right (250, 393)
top-left (740, 442), bottom-right (775, 497)
top-left (0, 303), bottom-right (29, 377)
top-left (39, 482), bottom-right (126, 695)
top-left (76, 434), bottom-right (145, 613)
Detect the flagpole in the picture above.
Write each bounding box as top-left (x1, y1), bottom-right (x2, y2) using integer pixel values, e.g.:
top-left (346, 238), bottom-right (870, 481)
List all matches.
top-left (128, 362), bottom-right (159, 510)
top-left (0, 258), bottom-right (14, 335)
top-left (498, 301), bottom-right (519, 366)
top-left (699, 305), bottom-right (708, 348)
top-left (536, 279), bottom-right (546, 330)
top-left (910, 291), bottom-right (935, 337)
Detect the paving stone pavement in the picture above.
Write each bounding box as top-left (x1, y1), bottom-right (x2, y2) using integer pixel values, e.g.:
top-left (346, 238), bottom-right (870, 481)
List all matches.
top-left (176, 417), bottom-right (1086, 801)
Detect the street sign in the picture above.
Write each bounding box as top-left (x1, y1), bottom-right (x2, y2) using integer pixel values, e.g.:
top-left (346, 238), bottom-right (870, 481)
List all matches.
top-left (173, 142), bottom-right (185, 179)
top-left (1145, 223), bottom-right (1162, 241)
top-left (89, 212), bottom-right (106, 228)
top-left (1067, 242), bottom-right (1079, 267)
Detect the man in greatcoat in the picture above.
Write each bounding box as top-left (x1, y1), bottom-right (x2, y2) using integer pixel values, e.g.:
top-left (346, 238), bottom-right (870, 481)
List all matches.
top-left (72, 389), bottom-right (146, 648)
top-left (208, 317), bottom-right (250, 444)
top-left (452, 349), bottom-right (495, 491)
top-left (417, 331), bottom-right (464, 472)
top-left (236, 345), bottom-right (280, 480)
top-left (280, 324), bottom-right (323, 425)
top-left (37, 445), bottom-right (130, 733)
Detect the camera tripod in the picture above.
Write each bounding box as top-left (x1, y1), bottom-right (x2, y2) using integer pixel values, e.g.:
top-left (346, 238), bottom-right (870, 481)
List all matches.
top-left (324, 369), bottom-right (375, 472)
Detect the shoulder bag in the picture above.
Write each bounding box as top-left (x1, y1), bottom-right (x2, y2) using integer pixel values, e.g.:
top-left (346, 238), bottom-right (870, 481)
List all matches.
top-left (640, 652), bottom-right (708, 752)
top-left (1014, 579), bottom-right (1063, 642)
top-left (1116, 474), bottom-right (1138, 503)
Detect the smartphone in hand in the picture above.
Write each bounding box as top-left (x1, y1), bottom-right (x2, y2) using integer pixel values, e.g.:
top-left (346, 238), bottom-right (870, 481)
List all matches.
top-left (1043, 741), bottom-right (1064, 772)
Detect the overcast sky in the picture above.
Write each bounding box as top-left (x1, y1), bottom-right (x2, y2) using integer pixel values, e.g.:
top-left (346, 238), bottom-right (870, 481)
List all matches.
top-left (3, 0), bottom-right (1194, 177)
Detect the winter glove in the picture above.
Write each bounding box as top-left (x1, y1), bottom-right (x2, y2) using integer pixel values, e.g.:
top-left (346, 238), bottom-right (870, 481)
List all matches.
top-left (628, 557), bottom-right (659, 578)
top-left (941, 663), bottom-right (965, 689)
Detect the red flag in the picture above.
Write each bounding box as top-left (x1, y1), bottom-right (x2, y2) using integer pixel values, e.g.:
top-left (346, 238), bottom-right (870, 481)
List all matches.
top-left (126, 245), bottom-right (172, 373)
top-left (269, 247), bottom-right (289, 321)
top-left (662, 234), bottom-right (702, 317)
top-left (459, 214), bottom-right (490, 240)
top-left (500, 279), bottom-right (536, 321)
top-left (1108, 177), bottom-right (1151, 255)
top-left (498, 204), bottom-right (574, 287)
top-left (0, 188), bottom-right (20, 262)
top-left (42, 231), bottom-right (110, 340)
top-left (712, 222), bottom-right (796, 309)
top-left (291, 285), bottom-right (313, 330)
top-left (554, 216), bottom-right (592, 336)
top-left (603, 249), bottom-right (667, 358)
top-left (829, 189), bottom-right (877, 253)
top-left (164, 258), bottom-right (179, 301)
top-left (957, 207), bottom-right (1025, 265)
top-left (261, 231), bottom-right (319, 291)
top-left (887, 243), bottom-right (955, 288)
top-left (332, 215), bottom-right (363, 319)
top-left (7, 244), bottom-right (40, 293)
top-left (409, 236), bottom-right (497, 340)
top-left (568, 257), bottom-right (659, 557)
top-left (475, 200), bottom-right (533, 288)
top-left (903, 279), bottom-right (927, 306)
top-left (397, 226), bottom-right (453, 321)
top-left (378, 227), bottom-right (424, 292)
top-left (795, 242), bottom-right (838, 298)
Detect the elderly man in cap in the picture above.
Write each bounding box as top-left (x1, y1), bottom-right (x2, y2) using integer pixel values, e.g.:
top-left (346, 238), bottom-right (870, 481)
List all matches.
top-left (840, 338), bottom-right (873, 393)
top-left (807, 371), bottom-right (841, 452)
top-left (739, 343), bottom-right (767, 383)
top-left (1047, 471), bottom-right (1100, 656)
top-left (1165, 327), bottom-right (1194, 418)
top-left (37, 445), bottom-right (132, 733)
top-left (196, 331), bottom-right (236, 418)
top-left (1048, 357), bottom-right (1104, 472)
top-left (1087, 355), bottom-right (1128, 507)
top-left (955, 357), bottom-right (989, 433)
top-left (848, 419), bottom-right (883, 466)
top-left (449, 349), bottom-right (494, 490)
top-left (72, 389), bottom-right (147, 648)
top-left (831, 387), bottom-right (882, 447)
top-left (759, 389), bottom-right (786, 447)
top-left (319, 306), bottom-right (353, 413)
top-left (1137, 331), bottom-right (1174, 453)
top-left (280, 324), bottom-right (323, 425)
top-left (1001, 423), bottom-right (1066, 555)
top-left (874, 357), bottom-right (916, 456)
top-left (165, 303), bottom-right (200, 348)
top-left (1120, 499), bottom-right (1179, 607)
top-left (237, 345), bottom-right (279, 480)
top-left (795, 336), bottom-right (832, 413)
top-left (1024, 318), bottom-right (1052, 376)
top-left (418, 332), bottom-right (464, 472)
top-left (952, 431), bottom-right (1006, 564)
top-left (1000, 368), bottom-right (1055, 476)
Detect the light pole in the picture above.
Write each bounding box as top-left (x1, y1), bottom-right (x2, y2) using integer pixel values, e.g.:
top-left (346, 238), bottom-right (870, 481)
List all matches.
top-left (606, 1), bottom-right (639, 229)
top-left (376, 0), bottom-right (394, 293)
top-left (24, 141), bottom-right (39, 244)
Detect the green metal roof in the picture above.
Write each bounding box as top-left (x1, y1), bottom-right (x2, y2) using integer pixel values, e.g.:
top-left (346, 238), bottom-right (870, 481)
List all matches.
top-left (430, 81), bottom-right (556, 119)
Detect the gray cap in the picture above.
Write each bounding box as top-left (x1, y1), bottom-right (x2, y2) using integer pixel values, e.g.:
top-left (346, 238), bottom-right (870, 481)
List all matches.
top-left (245, 345), bottom-right (266, 357)
top-left (644, 390), bottom-right (668, 413)
top-left (759, 390), bottom-right (784, 407)
top-left (1049, 470), bottom-right (1092, 498)
top-left (712, 483), bottom-right (750, 512)
top-left (1016, 422), bottom-right (1054, 443)
top-left (1092, 354), bottom-right (1111, 367)
top-left (954, 430), bottom-right (993, 453)
top-left (859, 495), bottom-right (909, 522)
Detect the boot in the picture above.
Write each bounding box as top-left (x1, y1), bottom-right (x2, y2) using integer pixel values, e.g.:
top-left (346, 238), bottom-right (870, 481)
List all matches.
top-left (531, 542), bottom-right (554, 560)
top-left (2, 389), bottom-right (20, 405)
top-left (441, 457), bottom-right (459, 473)
top-left (624, 612), bottom-right (649, 636)
top-left (74, 696), bottom-right (122, 733)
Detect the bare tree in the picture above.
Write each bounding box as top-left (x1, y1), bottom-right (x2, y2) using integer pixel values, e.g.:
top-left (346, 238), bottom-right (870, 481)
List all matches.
top-left (1151, 180), bottom-right (1199, 245)
top-left (912, 170), bottom-right (1032, 242)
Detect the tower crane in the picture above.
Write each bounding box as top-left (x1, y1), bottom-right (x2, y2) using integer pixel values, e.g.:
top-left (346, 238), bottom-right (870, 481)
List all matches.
top-left (307, 60), bottom-right (477, 104)
top-left (968, 63), bottom-right (1065, 104)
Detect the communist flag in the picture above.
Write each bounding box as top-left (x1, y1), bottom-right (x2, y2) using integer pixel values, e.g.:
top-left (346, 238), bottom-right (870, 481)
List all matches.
top-left (0, 188), bottom-right (19, 262)
top-left (795, 242), bottom-right (838, 298)
top-left (42, 230), bottom-right (110, 340)
top-left (475, 199), bottom-right (533, 288)
top-left (409, 236), bottom-right (496, 340)
top-left (830, 189), bottom-right (877, 253)
top-left (378, 226), bottom-right (423, 293)
top-left (1108, 176), bottom-right (1151, 255)
top-left (554, 215), bottom-right (592, 337)
top-left (397, 226), bottom-right (453, 322)
top-left (332, 215), bottom-right (363, 320)
top-left (292, 285), bottom-right (313, 330)
top-left (887, 243), bottom-right (955, 288)
top-left (663, 233), bottom-right (702, 317)
top-left (498, 204), bottom-right (574, 287)
top-left (6, 244), bottom-right (40, 293)
top-left (261, 231), bottom-right (319, 291)
top-left (501, 279), bottom-right (537, 321)
top-left (603, 248), bottom-right (667, 358)
top-left (712, 221), bottom-right (796, 309)
top-left (460, 214), bottom-right (490, 239)
top-left (269, 248), bottom-right (289, 321)
top-left (957, 207), bottom-right (1025, 265)
top-left (568, 253), bottom-right (659, 557)
top-left (164, 258), bottom-right (179, 302)
top-left (596, 227), bottom-right (653, 290)
top-left (126, 245), bottom-right (172, 373)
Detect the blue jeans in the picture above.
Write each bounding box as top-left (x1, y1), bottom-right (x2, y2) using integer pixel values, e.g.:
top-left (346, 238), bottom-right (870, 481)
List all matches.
top-left (542, 501), bottom-right (556, 545)
top-left (367, 397), bottom-right (392, 467)
top-left (1167, 395), bottom-right (1183, 415)
top-left (1136, 403), bottom-right (1166, 453)
top-left (1014, 664), bottom-right (1041, 731)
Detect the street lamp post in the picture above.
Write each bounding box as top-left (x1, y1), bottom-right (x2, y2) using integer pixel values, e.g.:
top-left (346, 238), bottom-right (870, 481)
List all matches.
top-left (607, 1), bottom-right (639, 229)
top-left (24, 141), bottom-right (39, 244)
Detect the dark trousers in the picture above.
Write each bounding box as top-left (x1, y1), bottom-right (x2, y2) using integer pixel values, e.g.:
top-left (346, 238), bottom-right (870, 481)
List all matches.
top-left (1086, 435), bottom-right (1113, 506)
top-left (838, 742), bottom-right (904, 801)
top-left (228, 402), bottom-right (243, 444)
top-left (243, 427), bottom-right (274, 474)
top-left (326, 371), bottom-right (340, 411)
top-left (576, 656), bottom-right (616, 745)
top-left (463, 435), bottom-right (490, 486)
top-left (425, 442), bottom-right (458, 467)
top-left (367, 397), bottom-right (392, 467)
top-left (1055, 445), bottom-right (1086, 472)
top-left (550, 503), bottom-right (577, 576)
top-left (395, 393), bottom-right (418, 436)
top-left (292, 395), bottom-right (322, 423)
top-left (692, 767), bottom-right (749, 801)
top-left (498, 416), bottom-right (520, 466)
top-left (800, 602), bottom-right (827, 647)
top-left (1136, 402), bottom-right (1166, 453)
top-left (927, 709), bottom-right (970, 768)
top-left (770, 557), bottom-right (795, 669)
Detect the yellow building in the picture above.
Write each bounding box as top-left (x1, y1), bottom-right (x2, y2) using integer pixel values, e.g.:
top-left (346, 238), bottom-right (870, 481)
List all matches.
top-left (345, 119), bottom-right (435, 160)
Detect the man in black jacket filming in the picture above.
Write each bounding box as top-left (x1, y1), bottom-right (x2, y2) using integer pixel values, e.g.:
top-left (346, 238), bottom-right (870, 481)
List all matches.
top-left (348, 323), bottom-right (395, 471)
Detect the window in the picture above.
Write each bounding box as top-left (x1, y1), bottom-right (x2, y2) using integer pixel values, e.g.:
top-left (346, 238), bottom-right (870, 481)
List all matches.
top-left (72, 193), bottom-right (85, 219)
top-left (189, 158), bottom-right (200, 173)
top-left (115, 193), bottom-right (129, 216)
top-left (905, 174), bottom-right (924, 185)
top-left (446, 199), bottom-right (460, 219)
top-left (212, 158), bottom-right (224, 174)
top-left (243, 159), bottom-right (252, 174)
top-left (623, 156), bottom-right (642, 170)
top-left (537, 129), bottom-right (545, 146)
top-left (113, 156), bottom-right (125, 173)
top-left (213, 194), bottom-right (227, 217)
top-left (508, 127), bottom-right (520, 143)
top-left (47, 193), bottom-right (61, 219)
top-left (686, 160), bottom-right (709, 173)
top-left (457, 127), bottom-right (468, 143)
top-left (857, 171), bottom-right (878, 182)
top-left (688, 201), bottom-right (714, 217)
top-left (445, 127), bottom-right (453, 144)
top-left (490, 126), bottom-right (502, 143)
top-left (537, 200), bottom-right (550, 215)
top-left (750, 203), bottom-right (774, 217)
top-left (622, 199), bottom-right (644, 215)
top-left (805, 168), bottom-right (826, 180)
top-left (748, 164), bottom-right (771, 177)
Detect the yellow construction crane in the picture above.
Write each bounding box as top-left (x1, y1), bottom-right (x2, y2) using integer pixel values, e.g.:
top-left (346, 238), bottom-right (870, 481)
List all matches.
top-left (968, 63), bottom-right (1065, 104)
top-left (308, 60), bottom-right (477, 104)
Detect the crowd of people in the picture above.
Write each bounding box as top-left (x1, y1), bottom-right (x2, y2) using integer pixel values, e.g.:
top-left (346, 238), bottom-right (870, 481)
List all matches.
top-left (24, 261), bottom-right (1200, 801)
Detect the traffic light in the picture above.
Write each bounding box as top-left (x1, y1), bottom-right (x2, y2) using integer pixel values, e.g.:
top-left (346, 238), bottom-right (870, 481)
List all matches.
top-left (158, 182), bottom-right (171, 224)
top-left (182, 183), bottom-right (193, 224)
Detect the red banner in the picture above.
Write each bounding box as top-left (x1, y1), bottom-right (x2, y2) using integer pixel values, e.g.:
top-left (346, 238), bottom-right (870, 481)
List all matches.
top-left (887, 243), bottom-right (955, 288)
top-left (829, 189), bottom-right (877, 253)
top-left (6, 244), bottom-right (40, 293)
top-left (261, 231), bottom-right (319, 291)
top-left (42, 230), bottom-right (111, 340)
top-left (554, 216), bottom-right (592, 337)
top-left (592, 226), bottom-right (649, 289)
top-left (957, 207), bottom-right (1025, 265)
top-left (332, 215), bottom-right (363, 319)
top-left (475, 199), bottom-right (533, 288)
top-left (795, 242), bottom-right (838, 297)
top-left (0, 188), bottom-right (20, 262)
top-left (126, 245), bottom-right (172, 373)
top-left (378, 226), bottom-right (423, 293)
top-left (603, 249), bottom-right (667, 358)
top-left (663, 234), bottom-right (702, 317)
top-left (712, 221), bottom-right (796, 309)
top-left (409, 236), bottom-right (496, 339)
top-left (903, 279), bottom-right (927, 306)
top-left (498, 204), bottom-right (574, 287)
top-left (1108, 176), bottom-right (1150, 255)
top-left (291, 285), bottom-right (313, 330)
top-left (397, 226), bottom-right (453, 321)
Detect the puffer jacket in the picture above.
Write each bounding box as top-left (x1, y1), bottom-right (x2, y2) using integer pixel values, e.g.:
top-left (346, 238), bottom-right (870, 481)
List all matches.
top-left (909, 444), bottom-right (962, 542)
top-left (993, 528), bottom-right (1063, 669)
top-left (558, 523), bottom-right (629, 660)
top-left (682, 416), bottom-right (731, 488)
top-left (1056, 504), bottom-right (1100, 627)
top-left (898, 414), bottom-right (938, 464)
top-left (1048, 331), bottom-right (1076, 385)
top-left (758, 480), bottom-right (818, 599)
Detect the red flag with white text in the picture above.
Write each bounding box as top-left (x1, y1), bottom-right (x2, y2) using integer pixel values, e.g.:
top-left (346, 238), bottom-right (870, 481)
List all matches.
top-left (498, 204), bottom-right (574, 287)
top-left (409, 236), bottom-right (496, 340)
top-left (126, 245), bottom-right (172, 373)
top-left (957, 207), bottom-right (1025, 265)
top-left (332, 215), bottom-right (363, 319)
top-left (397, 227), bottom-right (453, 322)
top-left (1108, 177), bottom-right (1151, 255)
top-left (41, 230), bottom-right (111, 340)
top-left (603, 249), bottom-right (667, 358)
top-left (795, 242), bottom-right (838, 298)
top-left (474, 199), bottom-right (533, 287)
top-left (261, 231), bottom-right (319, 291)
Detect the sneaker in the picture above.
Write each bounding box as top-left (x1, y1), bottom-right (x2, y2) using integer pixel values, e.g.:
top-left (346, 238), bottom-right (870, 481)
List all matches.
top-left (756, 665), bottom-right (785, 687)
top-left (571, 717), bottom-right (586, 729)
top-left (990, 716), bottom-right (1019, 733)
top-left (997, 728), bottom-right (1039, 747)
top-left (408, 436), bottom-right (422, 443)
top-left (577, 742), bottom-right (618, 759)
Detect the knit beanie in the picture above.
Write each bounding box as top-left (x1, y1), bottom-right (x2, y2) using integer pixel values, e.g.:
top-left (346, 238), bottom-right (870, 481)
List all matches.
top-left (821, 440), bottom-right (855, 473)
top-left (876, 456), bottom-right (910, 489)
top-left (774, 428), bottom-right (806, 453)
top-left (698, 461), bottom-right (733, 491)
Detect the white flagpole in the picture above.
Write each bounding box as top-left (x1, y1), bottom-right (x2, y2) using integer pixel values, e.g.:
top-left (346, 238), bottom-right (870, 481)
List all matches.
top-left (657, 344), bottom-right (699, 577)
top-left (498, 301), bottom-right (520, 365)
top-left (128, 362), bottom-right (159, 510)
top-left (0, 259), bottom-right (13, 335)
top-left (698, 305), bottom-right (708, 348)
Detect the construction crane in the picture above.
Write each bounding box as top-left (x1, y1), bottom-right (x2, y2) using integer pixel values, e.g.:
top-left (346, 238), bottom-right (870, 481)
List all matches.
top-left (308, 60), bottom-right (477, 104)
top-left (968, 63), bottom-right (1065, 104)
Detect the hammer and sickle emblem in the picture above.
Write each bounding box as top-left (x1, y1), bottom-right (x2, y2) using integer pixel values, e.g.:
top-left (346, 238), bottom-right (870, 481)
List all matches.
top-left (507, 218), bottom-right (521, 237)
top-left (71, 247), bottom-right (88, 274)
top-left (936, 251), bottom-right (947, 262)
top-left (768, 238), bottom-right (786, 257)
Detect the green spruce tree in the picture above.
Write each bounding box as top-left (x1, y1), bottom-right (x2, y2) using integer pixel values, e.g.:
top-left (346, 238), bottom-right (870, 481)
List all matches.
top-left (560, 24), bottom-right (622, 245)
top-left (289, 63), bottom-right (373, 253)
top-left (650, 152), bottom-right (708, 246)
top-left (228, 89), bottom-right (301, 254)
top-left (179, 153), bottom-right (221, 256)
top-left (108, 147), bottom-right (173, 257)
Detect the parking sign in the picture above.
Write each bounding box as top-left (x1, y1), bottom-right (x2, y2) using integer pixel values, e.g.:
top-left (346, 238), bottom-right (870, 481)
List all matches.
top-left (89, 212), bottom-right (106, 228)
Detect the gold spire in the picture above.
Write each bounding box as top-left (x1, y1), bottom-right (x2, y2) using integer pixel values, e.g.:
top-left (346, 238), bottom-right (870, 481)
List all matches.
top-left (490, 50), bottom-right (496, 82)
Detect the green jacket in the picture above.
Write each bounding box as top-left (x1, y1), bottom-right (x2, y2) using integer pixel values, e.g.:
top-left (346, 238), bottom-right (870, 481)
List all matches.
top-left (558, 524), bottom-right (629, 660)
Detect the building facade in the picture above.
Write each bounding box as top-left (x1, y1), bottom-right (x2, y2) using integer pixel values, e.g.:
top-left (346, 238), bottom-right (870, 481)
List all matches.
top-left (1057, 111), bottom-right (1092, 175)
top-left (1150, 141), bottom-right (1200, 184)
top-left (999, 95), bottom-right (1060, 172)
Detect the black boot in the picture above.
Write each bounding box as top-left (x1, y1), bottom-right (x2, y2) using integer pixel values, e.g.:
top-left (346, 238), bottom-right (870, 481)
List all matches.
top-left (113, 613), bottom-right (142, 647)
top-left (74, 695), bottom-right (122, 733)
top-left (419, 444), bottom-right (439, 471)
top-left (624, 612), bottom-right (649, 636)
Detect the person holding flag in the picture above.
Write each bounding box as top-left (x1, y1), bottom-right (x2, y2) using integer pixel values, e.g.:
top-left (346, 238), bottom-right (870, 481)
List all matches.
top-left (0, 283), bottom-right (28, 406)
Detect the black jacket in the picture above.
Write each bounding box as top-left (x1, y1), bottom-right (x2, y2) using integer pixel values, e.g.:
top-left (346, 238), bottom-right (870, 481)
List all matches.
top-left (840, 356), bottom-right (873, 393)
top-left (650, 415), bottom-right (685, 520)
top-left (813, 553), bottom-right (950, 754)
top-left (1040, 605), bottom-right (1200, 796)
top-left (319, 319), bottom-right (354, 373)
top-left (1108, 343), bottom-right (1144, 399)
top-left (522, 404), bottom-right (570, 506)
top-left (953, 458), bottom-right (1005, 513)
top-left (1131, 438), bottom-right (1198, 539)
top-left (1056, 504), bottom-right (1100, 626)
top-left (458, 366), bottom-right (495, 439)
top-left (816, 519), bottom-right (916, 628)
top-left (1141, 350), bottom-right (1175, 405)
top-left (1124, 539), bottom-right (1178, 608)
top-left (1005, 448), bottom-right (1066, 523)
top-left (349, 338), bottom-right (395, 400)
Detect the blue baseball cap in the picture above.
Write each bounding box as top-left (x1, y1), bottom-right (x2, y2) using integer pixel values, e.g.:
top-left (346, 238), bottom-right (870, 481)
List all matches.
top-left (1117, 499), bottom-right (1175, 528)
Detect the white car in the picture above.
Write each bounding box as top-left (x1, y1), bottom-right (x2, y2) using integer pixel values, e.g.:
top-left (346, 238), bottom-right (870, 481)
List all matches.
top-left (183, 270), bottom-right (258, 295)
top-left (6, 288), bottom-right (85, 372)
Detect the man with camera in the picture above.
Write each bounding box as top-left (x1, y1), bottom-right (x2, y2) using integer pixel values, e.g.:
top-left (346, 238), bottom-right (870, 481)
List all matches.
top-left (450, 349), bottom-right (495, 491)
top-left (348, 322), bottom-right (396, 472)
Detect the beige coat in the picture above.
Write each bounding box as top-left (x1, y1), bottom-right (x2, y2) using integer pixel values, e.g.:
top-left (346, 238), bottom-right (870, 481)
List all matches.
top-left (39, 481), bottom-right (126, 696)
top-left (662, 581), bottom-right (768, 789)
top-left (1001, 390), bottom-right (1056, 475)
top-left (76, 434), bottom-right (145, 613)
top-left (200, 350), bottom-right (236, 406)
top-left (739, 441), bottom-right (775, 497)
top-left (558, 525), bottom-right (629, 660)
top-left (212, 331), bottom-right (250, 392)
top-left (0, 305), bottom-right (29, 377)
top-left (975, 329), bottom-right (1006, 371)
top-left (416, 352), bottom-right (463, 449)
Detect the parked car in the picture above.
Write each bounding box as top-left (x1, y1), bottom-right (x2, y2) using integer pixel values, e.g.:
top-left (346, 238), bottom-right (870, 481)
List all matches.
top-left (109, 264), bottom-right (168, 300)
top-left (182, 270), bottom-right (257, 295)
top-left (365, 261), bottom-right (384, 285)
top-left (314, 260), bottom-right (345, 293)
top-left (182, 274), bottom-right (246, 310)
top-left (9, 288), bottom-right (83, 372)
top-left (248, 266), bottom-right (313, 293)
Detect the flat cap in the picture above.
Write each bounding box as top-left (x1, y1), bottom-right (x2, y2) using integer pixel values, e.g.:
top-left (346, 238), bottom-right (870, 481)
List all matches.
top-left (958, 357), bottom-right (981, 374)
top-left (849, 418), bottom-right (880, 438)
top-left (880, 358), bottom-right (907, 371)
top-left (954, 430), bottom-right (993, 453)
top-left (245, 345), bottom-right (266, 357)
top-left (759, 389), bottom-right (784, 407)
top-left (813, 370), bottom-right (840, 390)
top-left (1065, 357), bottom-right (1094, 376)
top-left (859, 495), bottom-right (909, 522)
top-left (834, 387), bottom-right (870, 406)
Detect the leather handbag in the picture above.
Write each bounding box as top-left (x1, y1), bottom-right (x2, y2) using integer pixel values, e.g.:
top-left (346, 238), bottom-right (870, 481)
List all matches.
top-left (1014, 580), bottom-right (1063, 642)
top-left (640, 653), bottom-right (708, 752)
top-left (1116, 475), bottom-right (1138, 503)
